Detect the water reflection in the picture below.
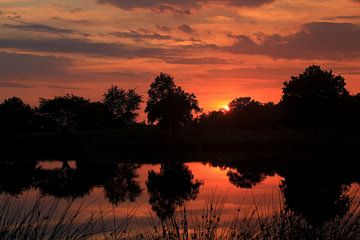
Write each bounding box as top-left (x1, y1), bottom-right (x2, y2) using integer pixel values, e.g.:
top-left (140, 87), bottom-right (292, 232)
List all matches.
top-left (103, 162), bottom-right (142, 205)
top-left (0, 160), bottom-right (37, 196)
top-left (0, 157), bottom-right (359, 227)
top-left (146, 163), bottom-right (203, 220)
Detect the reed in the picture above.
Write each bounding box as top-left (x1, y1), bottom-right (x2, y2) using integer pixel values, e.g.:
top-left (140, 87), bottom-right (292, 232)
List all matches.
top-left (0, 194), bottom-right (360, 240)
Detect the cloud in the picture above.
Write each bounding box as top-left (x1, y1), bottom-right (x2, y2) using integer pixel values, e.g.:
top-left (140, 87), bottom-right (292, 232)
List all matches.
top-left (0, 81), bottom-right (32, 88)
top-left (97, 0), bottom-right (275, 11)
top-left (51, 17), bottom-right (92, 26)
top-left (165, 57), bottom-right (231, 65)
top-left (178, 24), bottom-right (195, 34)
top-left (110, 30), bottom-right (172, 40)
top-left (156, 25), bottom-right (172, 33)
top-left (2, 22), bottom-right (77, 35)
top-left (223, 22), bottom-right (360, 59)
top-left (324, 15), bottom-right (360, 20)
top-left (0, 38), bottom-right (173, 59)
top-left (0, 52), bottom-right (71, 81)
top-left (70, 8), bottom-right (83, 13)
top-left (152, 5), bottom-right (191, 16)
top-left (97, 0), bottom-right (198, 10)
top-left (0, 51), bottom-right (158, 86)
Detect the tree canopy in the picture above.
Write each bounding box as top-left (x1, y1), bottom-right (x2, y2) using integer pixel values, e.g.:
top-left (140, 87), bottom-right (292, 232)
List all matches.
top-left (103, 86), bottom-right (142, 127)
top-left (145, 73), bottom-right (201, 131)
top-left (0, 97), bottom-right (33, 132)
top-left (280, 65), bottom-right (349, 127)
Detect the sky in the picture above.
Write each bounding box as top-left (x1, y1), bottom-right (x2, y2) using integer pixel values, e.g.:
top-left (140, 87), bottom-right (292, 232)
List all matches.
top-left (1, 0), bottom-right (360, 117)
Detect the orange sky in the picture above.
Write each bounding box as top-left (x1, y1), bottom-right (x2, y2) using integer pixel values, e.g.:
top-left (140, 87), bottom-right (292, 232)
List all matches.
top-left (1, 0), bottom-right (360, 120)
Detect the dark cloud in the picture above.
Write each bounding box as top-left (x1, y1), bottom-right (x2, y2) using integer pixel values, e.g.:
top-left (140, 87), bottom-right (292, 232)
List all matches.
top-left (165, 57), bottom-right (231, 65)
top-left (224, 22), bottom-right (360, 59)
top-left (224, 0), bottom-right (275, 7)
top-left (110, 30), bottom-right (172, 40)
top-left (51, 17), bottom-right (92, 25)
top-left (156, 25), bottom-right (172, 33)
top-left (2, 22), bottom-right (77, 34)
top-left (97, 0), bottom-right (275, 11)
top-left (46, 84), bottom-right (88, 90)
top-left (0, 38), bottom-right (173, 59)
top-left (97, 0), bottom-right (198, 10)
top-left (152, 5), bottom-right (191, 15)
top-left (70, 8), bottom-right (83, 13)
top-left (0, 51), bottom-right (71, 82)
top-left (0, 52), bottom-right (157, 85)
top-left (178, 24), bottom-right (194, 34)
top-left (0, 81), bottom-right (32, 88)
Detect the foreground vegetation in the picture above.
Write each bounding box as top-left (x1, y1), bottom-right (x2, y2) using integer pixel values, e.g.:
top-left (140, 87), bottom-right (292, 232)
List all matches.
top-left (1, 196), bottom-right (359, 240)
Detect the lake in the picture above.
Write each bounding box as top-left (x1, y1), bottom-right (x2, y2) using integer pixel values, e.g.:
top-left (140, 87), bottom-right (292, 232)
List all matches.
top-left (1, 158), bottom-right (359, 237)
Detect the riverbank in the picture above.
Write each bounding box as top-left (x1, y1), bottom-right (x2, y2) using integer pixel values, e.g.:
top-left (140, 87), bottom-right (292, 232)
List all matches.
top-left (1, 127), bottom-right (360, 162)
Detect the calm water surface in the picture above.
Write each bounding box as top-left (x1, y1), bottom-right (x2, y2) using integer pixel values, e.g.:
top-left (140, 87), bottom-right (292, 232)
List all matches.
top-left (1, 159), bottom-right (359, 229)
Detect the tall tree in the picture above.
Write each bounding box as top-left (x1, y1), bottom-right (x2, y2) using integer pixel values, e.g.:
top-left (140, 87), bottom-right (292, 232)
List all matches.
top-left (103, 86), bottom-right (142, 127)
top-left (280, 65), bottom-right (349, 128)
top-left (38, 94), bottom-right (90, 132)
top-left (0, 97), bottom-right (33, 133)
top-left (145, 73), bottom-right (201, 133)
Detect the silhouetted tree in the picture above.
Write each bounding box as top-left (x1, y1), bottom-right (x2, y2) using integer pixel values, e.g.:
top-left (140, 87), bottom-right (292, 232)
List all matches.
top-left (146, 163), bottom-right (203, 220)
top-left (103, 163), bottom-right (142, 205)
top-left (38, 94), bottom-right (90, 133)
top-left (103, 86), bottom-right (142, 127)
top-left (0, 160), bottom-right (38, 196)
top-left (280, 167), bottom-right (350, 225)
top-left (36, 160), bottom-right (93, 198)
top-left (145, 73), bottom-right (201, 135)
top-left (195, 97), bottom-right (278, 130)
top-left (228, 97), bottom-right (278, 130)
top-left (280, 65), bottom-right (349, 128)
top-left (194, 110), bottom-right (227, 129)
top-left (0, 97), bottom-right (34, 133)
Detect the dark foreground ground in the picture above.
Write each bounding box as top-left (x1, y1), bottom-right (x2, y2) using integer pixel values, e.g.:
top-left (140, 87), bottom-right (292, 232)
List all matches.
top-left (1, 127), bottom-right (360, 163)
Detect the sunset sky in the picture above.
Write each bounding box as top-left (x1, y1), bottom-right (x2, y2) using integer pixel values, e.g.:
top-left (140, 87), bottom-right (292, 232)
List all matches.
top-left (1, 0), bottom-right (360, 118)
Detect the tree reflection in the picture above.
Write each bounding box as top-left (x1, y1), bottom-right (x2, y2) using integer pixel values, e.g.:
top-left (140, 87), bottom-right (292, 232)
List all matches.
top-left (0, 160), bottom-right (37, 196)
top-left (210, 160), bottom-right (274, 189)
top-left (36, 160), bottom-right (93, 198)
top-left (279, 166), bottom-right (352, 225)
top-left (209, 157), bottom-right (360, 226)
top-left (227, 169), bottom-right (269, 189)
top-left (103, 162), bottom-right (142, 205)
top-left (146, 163), bottom-right (203, 220)
top-left (35, 160), bottom-right (143, 203)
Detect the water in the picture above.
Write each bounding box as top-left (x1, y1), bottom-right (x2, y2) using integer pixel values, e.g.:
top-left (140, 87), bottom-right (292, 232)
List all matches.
top-left (0, 159), bottom-right (359, 230)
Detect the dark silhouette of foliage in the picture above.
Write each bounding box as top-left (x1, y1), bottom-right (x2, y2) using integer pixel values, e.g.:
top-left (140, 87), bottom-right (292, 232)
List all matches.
top-left (145, 73), bottom-right (201, 133)
top-left (228, 97), bottom-right (278, 130)
top-left (280, 65), bottom-right (349, 128)
top-left (194, 110), bottom-right (227, 129)
top-left (0, 97), bottom-right (34, 133)
top-left (36, 160), bottom-right (94, 198)
top-left (103, 86), bottom-right (142, 127)
top-left (103, 163), bottom-right (142, 205)
top-left (146, 163), bottom-right (203, 220)
top-left (38, 94), bottom-right (91, 132)
top-left (0, 160), bottom-right (38, 196)
top-left (195, 97), bottom-right (278, 130)
top-left (280, 167), bottom-right (351, 225)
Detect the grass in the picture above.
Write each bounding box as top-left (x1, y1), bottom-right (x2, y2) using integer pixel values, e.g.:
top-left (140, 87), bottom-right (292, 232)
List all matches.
top-left (1, 194), bottom-right (360, 240)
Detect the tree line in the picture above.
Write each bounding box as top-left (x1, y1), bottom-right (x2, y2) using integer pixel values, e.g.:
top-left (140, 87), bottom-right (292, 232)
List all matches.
top-left (2, 65), bottom-right (360, 133)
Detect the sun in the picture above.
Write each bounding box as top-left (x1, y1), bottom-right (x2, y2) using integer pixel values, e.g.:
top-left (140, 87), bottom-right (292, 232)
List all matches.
top-left (220, 105), bottom-right (230, 112)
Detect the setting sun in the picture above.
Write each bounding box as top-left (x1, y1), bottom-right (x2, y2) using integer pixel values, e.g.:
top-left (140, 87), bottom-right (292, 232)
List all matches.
top-left (221, 105), bottom-right (230, 112)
